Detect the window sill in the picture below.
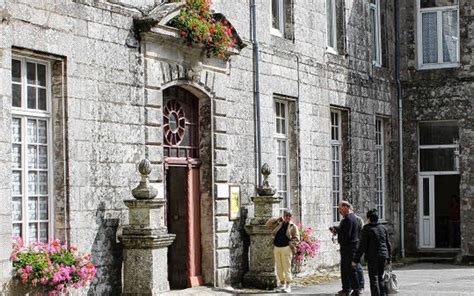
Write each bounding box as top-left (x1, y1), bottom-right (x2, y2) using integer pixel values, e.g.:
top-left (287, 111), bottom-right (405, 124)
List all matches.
top-left (325, 47), bottom-right (340, 56)
top-left (270, 28), bottom-right (284, 38)
top-left (417, 63), bottom-right (460, 70)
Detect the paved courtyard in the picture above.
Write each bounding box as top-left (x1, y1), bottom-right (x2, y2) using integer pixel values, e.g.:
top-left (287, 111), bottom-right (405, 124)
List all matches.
top-left (162, 263), bottom-right (474, 295)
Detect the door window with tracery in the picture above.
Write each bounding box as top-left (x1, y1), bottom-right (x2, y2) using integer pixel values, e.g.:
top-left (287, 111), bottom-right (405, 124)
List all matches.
top-left (163, 87), bottom-right (199, 158)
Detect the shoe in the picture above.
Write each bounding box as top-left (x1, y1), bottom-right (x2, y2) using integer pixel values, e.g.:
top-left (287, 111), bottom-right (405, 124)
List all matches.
top-left (336, 290), bottom-right (350, 296)
top-left (283, 285), bottom-right (292, 293)
top-left (350, 291), bottom-right (360, 296)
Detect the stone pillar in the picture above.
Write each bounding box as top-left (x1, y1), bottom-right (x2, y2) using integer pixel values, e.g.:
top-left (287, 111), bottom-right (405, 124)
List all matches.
top-left (243, 164), bottom-right (282, 289)
top-left (121, 159), bottom-right (175, 295)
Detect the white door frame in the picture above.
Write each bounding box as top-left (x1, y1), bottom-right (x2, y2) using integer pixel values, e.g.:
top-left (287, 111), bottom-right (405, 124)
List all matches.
top-left (418, 175), bottom-right (435, 248)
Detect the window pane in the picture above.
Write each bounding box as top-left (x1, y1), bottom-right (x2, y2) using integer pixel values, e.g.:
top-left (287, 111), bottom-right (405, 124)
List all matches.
top-left (419, 121), bottom-right (458, 145)
top-left (28, 145), bottom-right (37, 169)
top-left (28, 171), bottom-right (38, 194)
top-left (39, 146), bottom-right (48, 169)
top-left (272, 0), bottom-right (280, 30)
top-left (12, 144), bottom-right (21, 168)
top-left (13, 224), bottom-right (22, 238)
top-left (28, 223), bottom-right (37, 242)
top-left (327, 0), bottom-right (335, 48)
top-left (39, 197), bottom-right (48, 220)
top-left (422, 13), bottom-right (438, 64)
top-left (39, 172), bottom-right (48, 195)
top-left (38, 88), bottom-right (47, 110)
top-left (12, 197), bottom-right (22, 221)
top-left (420, 148), bottom-right (457, 171)
top-left (27, 86), bottom-right (37, 109)
top-left (27, 120), bottom-right (37, 143)
top-left (12, 171), bottom-right (22, 195)
top-left (28, 197), bottom-right (37, 220)
top-left (370, 7), bottom-right (377, 62)
top-left (442, 10), bottom-right (458, 63)
top-left (12, 60), bottom-right (21, 83)
top-left (12, 118), bottom-right (21, 143)
top-left (39, 222), bottom-right (48, 243)
top-left (12, 84), bottom-right (21, 107)
top-left (421, 0), bottom-right (458, 8)
top-left (423, 178), bottom-right (430, 216)
top-left (27, 62), bottom-right (36, 85)
top-left (38, 121), bottom-right (47, 144)
top-left (37, 64), bottom-right (46, 86)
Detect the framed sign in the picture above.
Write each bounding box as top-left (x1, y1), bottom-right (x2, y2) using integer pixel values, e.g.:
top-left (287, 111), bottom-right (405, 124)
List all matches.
top-left (229, 185), bottom-right (240, 220)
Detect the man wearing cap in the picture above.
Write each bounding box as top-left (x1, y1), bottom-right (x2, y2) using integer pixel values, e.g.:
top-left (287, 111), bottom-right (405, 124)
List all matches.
top-left (329, 201), bottom-right (361, 296)
top-left (266, 210), bottom-right (300, 293)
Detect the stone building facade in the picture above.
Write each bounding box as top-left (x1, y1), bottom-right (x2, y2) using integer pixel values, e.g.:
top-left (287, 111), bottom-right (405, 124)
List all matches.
top-left (398, 0), bottom-right (473, 259)
top-left (0, 0), bottom-right (470, 294)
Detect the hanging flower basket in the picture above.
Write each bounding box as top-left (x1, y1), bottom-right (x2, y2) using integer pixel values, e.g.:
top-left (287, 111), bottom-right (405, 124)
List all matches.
top-left (170, 0), bottom-right (236, 58)
top-left (292, 223), bottom-right (321, 274)
top-left (10, 237), bottom-right (96, 296)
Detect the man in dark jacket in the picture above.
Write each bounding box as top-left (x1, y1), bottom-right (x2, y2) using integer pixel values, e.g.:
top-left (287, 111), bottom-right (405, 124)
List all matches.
top-left (352, 209), bottom-right (391, 296)
top-left (330, 201), bottom-right (361, 296)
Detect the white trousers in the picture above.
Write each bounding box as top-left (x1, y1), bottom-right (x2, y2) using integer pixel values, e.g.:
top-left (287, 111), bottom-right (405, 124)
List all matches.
top-left (274, 246), bottom-right (293, 283)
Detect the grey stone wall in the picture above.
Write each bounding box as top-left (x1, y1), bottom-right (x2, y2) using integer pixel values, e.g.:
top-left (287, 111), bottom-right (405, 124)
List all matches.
top-left (399, 0), bottom-right (473, 257)
top-left (0, 0), bottom-right (145, 294)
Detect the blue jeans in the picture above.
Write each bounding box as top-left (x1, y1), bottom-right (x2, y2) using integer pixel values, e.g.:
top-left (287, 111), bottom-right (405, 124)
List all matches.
top-left (356, 263), bottom-right (365, 289)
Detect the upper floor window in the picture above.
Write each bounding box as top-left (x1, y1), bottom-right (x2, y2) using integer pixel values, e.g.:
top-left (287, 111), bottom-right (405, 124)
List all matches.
top-left (271, 0), bottom-right (293, 39)
top-left (417, 0), bottom-right (459, 69)
top-left (11, 57), bottom-right (52, 243)
top-left (326, 0), bottom-right (337, 52)
top-left (370, 0), bottom-right (382, 66)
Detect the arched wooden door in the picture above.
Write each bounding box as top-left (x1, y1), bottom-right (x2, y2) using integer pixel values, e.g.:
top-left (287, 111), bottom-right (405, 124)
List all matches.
top-left (163, 86), bottom-right (203, 289)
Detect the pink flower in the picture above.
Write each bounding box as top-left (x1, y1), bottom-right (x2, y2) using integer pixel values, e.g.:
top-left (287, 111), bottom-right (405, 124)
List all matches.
top-left (25, 265), bottom-right (33, 273)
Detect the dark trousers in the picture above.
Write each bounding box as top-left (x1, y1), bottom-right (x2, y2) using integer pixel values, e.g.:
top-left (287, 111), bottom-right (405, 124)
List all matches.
top-left (340, 246), bottom-right (360, 293)
top-left (367, 258), bottom-right (387, 296)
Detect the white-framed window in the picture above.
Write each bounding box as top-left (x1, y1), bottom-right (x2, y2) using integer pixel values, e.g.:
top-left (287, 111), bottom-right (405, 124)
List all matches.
top-left (370, 0), bottom-right (382, 66)
top-left (375, 118), bottom-right (385, 220)
top-left (418, 121), bottom-right (459, 173)
top-left (326, 0), bottom-right (337, 52)
top-left (274, 100), bottom-right (290, 210)
top-left (330, 110), bottom-right (342, 222)
top-left (417, 0), bottom-right (459, 69)
top-left (11, 57), bottom-right (53, 244)
top-left (271, 0), bottom-right (285, 37)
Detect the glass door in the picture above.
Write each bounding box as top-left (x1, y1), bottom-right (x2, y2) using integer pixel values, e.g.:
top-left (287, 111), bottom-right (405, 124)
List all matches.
top-left (419, 176), bottom-right (435, 248)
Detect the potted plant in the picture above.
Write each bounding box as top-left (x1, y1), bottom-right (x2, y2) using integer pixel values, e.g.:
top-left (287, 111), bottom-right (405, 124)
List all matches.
top-left (292, 223), bottom-right (321, 274)
top-left (10, 237), bottom-right (96, 295)
top-left (170, 0), bottom-right (236, 58)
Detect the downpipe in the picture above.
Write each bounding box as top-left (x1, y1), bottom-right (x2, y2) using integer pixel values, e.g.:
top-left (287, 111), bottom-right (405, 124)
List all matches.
top-left (395, 0), bottom-right (405, 258)
top-left (250, 0), bottom-right (262, 187)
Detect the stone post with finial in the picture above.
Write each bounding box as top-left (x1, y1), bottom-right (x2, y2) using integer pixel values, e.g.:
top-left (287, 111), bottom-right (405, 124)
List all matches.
top-left (120, 159), bottom-right (176, 295)
top-left (243, 163), bottom-right (283, 289)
